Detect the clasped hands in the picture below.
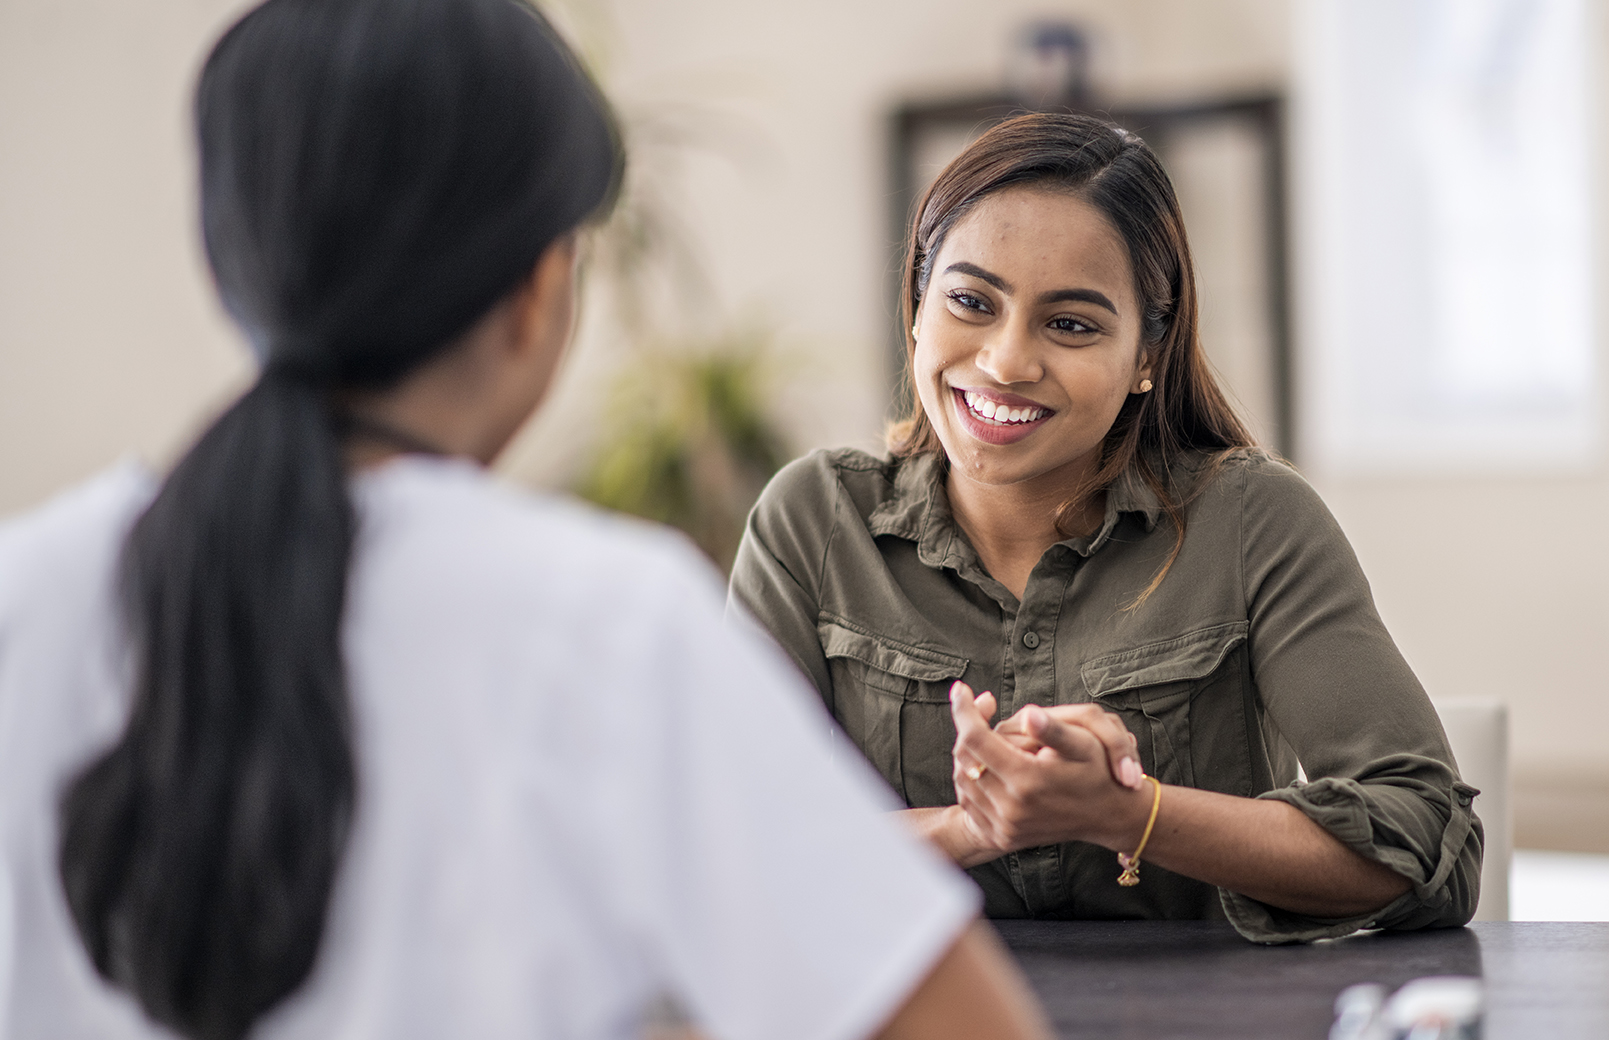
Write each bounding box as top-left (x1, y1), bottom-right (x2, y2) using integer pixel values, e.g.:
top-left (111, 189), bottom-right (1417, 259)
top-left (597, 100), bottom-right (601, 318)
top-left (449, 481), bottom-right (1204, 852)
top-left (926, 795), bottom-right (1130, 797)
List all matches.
top-left (946, 680), bottom-right (1151, 864)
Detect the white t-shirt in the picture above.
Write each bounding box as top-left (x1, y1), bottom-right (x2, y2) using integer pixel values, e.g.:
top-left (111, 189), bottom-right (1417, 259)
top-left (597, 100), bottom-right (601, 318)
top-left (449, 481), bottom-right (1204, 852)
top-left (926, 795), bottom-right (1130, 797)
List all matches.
top-left (0, 457), bottom-right (977, 1040)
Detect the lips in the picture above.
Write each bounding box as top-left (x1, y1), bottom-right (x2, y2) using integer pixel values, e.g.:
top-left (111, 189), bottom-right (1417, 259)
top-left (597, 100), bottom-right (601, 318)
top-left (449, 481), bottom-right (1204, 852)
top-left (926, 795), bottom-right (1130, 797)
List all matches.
top-left (951, 387), bottom-right (1053, 445)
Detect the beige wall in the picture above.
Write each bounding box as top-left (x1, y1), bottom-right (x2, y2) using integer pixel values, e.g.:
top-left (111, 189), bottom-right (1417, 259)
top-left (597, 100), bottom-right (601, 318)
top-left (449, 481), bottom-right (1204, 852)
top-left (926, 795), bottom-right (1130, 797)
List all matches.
top-left (1292, 6), bottom-right (1609, 851)
top-left (2, 0), bottom-right (1603, 847)
top-left (0, 0), bottom-right (255, 512)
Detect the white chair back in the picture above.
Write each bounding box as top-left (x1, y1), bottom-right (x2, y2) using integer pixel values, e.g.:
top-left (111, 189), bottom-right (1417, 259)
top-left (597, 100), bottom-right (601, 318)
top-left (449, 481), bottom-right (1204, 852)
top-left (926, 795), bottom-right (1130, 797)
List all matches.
top-left (1430, 699), bottom-right (1510, 921)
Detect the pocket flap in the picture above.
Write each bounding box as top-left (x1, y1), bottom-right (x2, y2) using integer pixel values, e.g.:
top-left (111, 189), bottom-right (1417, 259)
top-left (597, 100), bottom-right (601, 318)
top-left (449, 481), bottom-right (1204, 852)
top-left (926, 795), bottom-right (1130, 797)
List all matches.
top-left (1081, 621), bottom-right (1248, 698)
top-left (817, 614), bottom-right (969, 682)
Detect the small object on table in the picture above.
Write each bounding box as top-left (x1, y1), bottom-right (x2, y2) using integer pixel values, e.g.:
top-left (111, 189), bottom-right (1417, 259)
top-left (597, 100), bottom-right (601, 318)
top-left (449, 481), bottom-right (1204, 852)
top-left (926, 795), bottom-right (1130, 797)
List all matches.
top-left (1330, 976), bottom-right (1482, 1040)
top-left (1383, 976), bottom-right (1482, 1039)
top-left (1330, 983), bottom-right (1386, 1040)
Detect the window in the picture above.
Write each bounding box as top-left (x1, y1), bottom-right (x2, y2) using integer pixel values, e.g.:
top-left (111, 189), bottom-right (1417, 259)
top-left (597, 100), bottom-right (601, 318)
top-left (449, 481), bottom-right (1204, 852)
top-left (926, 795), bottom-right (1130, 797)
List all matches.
top-left (1296, 0), bottom-right (1595, 471)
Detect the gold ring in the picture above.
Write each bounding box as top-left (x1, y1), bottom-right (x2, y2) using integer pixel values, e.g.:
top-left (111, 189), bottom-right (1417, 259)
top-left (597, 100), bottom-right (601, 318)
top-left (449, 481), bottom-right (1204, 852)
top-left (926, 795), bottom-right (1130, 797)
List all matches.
top-left (965, 764), bottom-right (987, 781)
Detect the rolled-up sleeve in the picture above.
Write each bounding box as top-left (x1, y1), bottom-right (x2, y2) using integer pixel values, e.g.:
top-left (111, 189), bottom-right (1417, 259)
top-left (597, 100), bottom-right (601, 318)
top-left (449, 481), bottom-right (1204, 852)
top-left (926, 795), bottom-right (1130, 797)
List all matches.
top-left (1220, 458), bottom-right (1484, 942)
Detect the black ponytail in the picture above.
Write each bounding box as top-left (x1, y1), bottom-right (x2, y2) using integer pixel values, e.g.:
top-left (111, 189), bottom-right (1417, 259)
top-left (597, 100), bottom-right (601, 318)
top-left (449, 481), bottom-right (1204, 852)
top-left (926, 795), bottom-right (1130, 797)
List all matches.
top-left (61, 373), bottom-right (354, 1040)
top-left (57, 1), bottom-right (620, 1037)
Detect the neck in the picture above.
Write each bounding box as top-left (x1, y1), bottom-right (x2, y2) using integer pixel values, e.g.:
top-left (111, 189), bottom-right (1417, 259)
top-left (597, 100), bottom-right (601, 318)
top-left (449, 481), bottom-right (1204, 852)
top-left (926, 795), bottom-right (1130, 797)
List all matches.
top-left (341, 382), bottom-right (493, 471)
top-left (342, 411), bottom-right (448, 458)
top-left (945, 451), bottom-right (1104, 600)
top-left (340, 296), bottom-right (529, 472)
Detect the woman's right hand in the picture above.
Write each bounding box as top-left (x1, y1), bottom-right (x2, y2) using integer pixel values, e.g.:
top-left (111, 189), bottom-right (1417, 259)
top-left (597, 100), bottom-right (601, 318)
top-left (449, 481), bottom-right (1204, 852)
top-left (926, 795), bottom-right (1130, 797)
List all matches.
top-left (989, 694), bottom-right (1145, 790)
top-left (900, 684), bottom-right (1145, 867)
top-left (944, 681), bottom-right (1157, 860)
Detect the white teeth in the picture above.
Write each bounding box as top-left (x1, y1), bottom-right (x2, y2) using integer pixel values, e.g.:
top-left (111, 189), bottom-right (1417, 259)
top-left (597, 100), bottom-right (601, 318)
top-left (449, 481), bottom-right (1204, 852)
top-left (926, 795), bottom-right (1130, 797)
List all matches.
top-left (961, 391), bottom-right (1048, 425)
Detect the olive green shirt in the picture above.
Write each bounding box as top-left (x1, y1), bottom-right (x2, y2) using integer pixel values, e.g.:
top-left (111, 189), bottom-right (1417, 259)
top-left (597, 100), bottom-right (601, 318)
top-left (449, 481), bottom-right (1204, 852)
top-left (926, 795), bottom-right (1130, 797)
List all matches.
top-left (728, 448), bottom-right (1482, 943)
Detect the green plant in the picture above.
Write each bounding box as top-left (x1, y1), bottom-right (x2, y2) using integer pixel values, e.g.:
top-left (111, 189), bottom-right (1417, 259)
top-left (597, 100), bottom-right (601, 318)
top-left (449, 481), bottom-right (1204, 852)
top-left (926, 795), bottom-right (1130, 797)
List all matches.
top-left (576, 337), bottom-right (789, 573)
top-left (536, 12), bottom-right (791, 568)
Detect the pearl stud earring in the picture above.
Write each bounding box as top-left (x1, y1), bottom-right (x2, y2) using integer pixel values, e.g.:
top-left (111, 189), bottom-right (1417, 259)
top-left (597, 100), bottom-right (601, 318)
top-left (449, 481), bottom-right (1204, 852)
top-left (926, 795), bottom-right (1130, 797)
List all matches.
top-left (1139, 379), bottom-right (1154, 393)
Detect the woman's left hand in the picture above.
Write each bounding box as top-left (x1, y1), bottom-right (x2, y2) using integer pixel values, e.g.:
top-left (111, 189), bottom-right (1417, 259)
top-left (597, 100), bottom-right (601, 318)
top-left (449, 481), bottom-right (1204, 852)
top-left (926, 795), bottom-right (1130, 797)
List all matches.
top-left (949, 681), bottom-right (1150, 854)
top-left (994, 702), bottom-right (1145, 789)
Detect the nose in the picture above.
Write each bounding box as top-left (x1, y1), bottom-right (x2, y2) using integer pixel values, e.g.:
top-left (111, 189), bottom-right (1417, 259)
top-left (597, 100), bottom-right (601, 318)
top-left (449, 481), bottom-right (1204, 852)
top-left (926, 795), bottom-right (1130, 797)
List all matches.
top-left (974, 323), bottom-right (1043, 386)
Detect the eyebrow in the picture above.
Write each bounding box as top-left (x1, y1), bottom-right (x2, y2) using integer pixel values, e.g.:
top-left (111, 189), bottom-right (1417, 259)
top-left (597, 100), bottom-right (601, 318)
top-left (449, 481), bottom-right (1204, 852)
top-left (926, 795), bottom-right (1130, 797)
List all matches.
top-left (1037, 288), bottom-right (1119, 315)
top-left (943, 261), bottom-right (1119, 315)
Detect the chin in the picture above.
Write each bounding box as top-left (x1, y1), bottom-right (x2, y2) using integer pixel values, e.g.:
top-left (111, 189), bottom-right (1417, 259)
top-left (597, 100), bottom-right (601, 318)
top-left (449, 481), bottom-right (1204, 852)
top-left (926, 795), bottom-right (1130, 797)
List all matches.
top-left (947, 447), bottom-right (1039, 485)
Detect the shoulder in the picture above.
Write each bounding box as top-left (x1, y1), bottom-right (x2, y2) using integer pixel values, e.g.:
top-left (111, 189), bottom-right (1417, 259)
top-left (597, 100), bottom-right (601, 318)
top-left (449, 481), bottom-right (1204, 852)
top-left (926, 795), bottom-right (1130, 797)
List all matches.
top-left (751, 447), bottom-right (936, 528)
top-left (0, 463), bottom-right (154, 622)
top-left (1182, 449), bottom-right (1335, 522)
top-left (753, 447), bottom-right (892, 515)
top-left (0, 462), bottom-right (152, 562)
top-left (744, 447), bottom-right (920, 568)
top-left (1155, 450), bottom-right (1352, 576)
top-left (1192, 451), bottom-right (1363, 588)
top-left (1218, 450), bottom-right (1339, 525)
top-left (354, 457), bottom-right (723, 626)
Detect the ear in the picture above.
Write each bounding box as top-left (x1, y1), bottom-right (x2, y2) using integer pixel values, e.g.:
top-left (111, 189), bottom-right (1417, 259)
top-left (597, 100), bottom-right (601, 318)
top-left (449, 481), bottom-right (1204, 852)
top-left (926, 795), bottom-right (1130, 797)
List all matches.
top-left (1132, 348), bottom-right (1155, 394)
top-left (508, 233), bottom-right (580, 359)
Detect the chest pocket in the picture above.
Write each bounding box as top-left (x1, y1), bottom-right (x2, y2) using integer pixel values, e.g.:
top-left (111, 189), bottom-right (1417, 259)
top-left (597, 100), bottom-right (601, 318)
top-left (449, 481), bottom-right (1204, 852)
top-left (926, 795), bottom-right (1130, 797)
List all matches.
top-left (817, 614), bottom-right (968, 805)
top-left (1081, 621), bottom-right (1250, 794)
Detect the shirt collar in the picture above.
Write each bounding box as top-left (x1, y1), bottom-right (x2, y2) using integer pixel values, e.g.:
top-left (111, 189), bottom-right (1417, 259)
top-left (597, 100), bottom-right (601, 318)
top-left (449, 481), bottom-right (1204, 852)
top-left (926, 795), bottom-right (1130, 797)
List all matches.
top-left (1108, 463), bottom-right (1165, 533)
top-left (866, 450), bottom-right (1167, 569)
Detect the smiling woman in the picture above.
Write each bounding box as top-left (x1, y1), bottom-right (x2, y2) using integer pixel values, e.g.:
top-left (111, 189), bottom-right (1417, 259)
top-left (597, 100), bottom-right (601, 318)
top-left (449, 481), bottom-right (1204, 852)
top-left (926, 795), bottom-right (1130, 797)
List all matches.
top-left (913, 188), bottom-right (1163, 593)
top-left (729, 113), bottom-right (1483, 942)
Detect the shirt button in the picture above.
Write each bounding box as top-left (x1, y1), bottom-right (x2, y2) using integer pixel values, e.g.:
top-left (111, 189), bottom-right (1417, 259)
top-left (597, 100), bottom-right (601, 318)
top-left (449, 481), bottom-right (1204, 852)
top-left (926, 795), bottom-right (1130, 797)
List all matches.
top-left (1022, 631), bottom-right (1040, 649)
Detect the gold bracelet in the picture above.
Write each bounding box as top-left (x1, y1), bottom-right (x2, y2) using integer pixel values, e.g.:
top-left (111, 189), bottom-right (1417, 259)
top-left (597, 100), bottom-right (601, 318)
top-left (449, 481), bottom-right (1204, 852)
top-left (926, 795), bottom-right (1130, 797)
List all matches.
top-left (1117, 775), bottom-right (1162, 887)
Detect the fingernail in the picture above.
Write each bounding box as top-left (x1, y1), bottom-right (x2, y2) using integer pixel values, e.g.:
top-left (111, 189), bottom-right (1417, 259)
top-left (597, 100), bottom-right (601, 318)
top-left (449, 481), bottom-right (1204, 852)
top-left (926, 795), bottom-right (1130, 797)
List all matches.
top-left (950, 680), bottom-right (968, 701)
top-left (1120, 757), bottom-right (1143, 789)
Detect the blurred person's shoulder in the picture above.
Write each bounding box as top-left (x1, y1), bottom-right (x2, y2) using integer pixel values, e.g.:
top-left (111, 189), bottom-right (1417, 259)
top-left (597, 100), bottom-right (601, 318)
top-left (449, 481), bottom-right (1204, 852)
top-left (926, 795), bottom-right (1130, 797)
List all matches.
top-left (352, 455), bottom-right (725, 617)
top-left (0, 462), bottom-right (154, 622)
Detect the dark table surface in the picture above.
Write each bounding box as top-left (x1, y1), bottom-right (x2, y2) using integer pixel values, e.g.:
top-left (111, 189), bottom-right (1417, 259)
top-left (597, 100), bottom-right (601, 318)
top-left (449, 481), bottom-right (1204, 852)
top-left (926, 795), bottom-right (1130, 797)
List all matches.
top-left (995, 920), bottom-right (1609, 1039)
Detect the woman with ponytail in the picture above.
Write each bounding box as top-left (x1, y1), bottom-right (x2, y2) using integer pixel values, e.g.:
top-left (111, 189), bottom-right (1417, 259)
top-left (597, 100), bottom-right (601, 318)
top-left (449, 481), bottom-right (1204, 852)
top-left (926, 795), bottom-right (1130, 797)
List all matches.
top-left (0, 2), bottom-right (1049, 1038)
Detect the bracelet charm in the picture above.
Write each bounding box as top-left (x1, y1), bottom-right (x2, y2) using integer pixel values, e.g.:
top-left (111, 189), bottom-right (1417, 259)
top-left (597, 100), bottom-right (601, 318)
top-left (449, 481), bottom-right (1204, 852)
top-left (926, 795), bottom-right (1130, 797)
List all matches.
top-left (1117, 775), bottom-right (1163, 887)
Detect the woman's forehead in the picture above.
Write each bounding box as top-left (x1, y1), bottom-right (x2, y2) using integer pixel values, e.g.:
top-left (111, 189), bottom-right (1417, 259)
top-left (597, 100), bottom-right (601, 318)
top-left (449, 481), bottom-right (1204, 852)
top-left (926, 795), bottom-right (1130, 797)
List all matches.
top-left (935, 186), bottom-right (1133, 299)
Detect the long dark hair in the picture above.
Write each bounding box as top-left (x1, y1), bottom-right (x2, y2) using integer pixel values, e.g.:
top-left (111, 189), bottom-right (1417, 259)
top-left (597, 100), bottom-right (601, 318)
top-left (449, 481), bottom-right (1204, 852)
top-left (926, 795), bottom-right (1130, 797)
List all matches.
top-left (889, 112), bottom-right (1256, 602)
top-left (56, 2), bottom-right (619, 1037)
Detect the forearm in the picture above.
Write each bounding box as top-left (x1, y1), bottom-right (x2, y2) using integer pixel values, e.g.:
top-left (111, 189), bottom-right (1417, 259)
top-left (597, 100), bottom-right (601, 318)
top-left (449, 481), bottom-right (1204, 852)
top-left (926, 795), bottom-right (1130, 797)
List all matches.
top-left (1097, 782), bottom-right (1411, 919)
top-left (874, 921), bottom-right (1052, 1040)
